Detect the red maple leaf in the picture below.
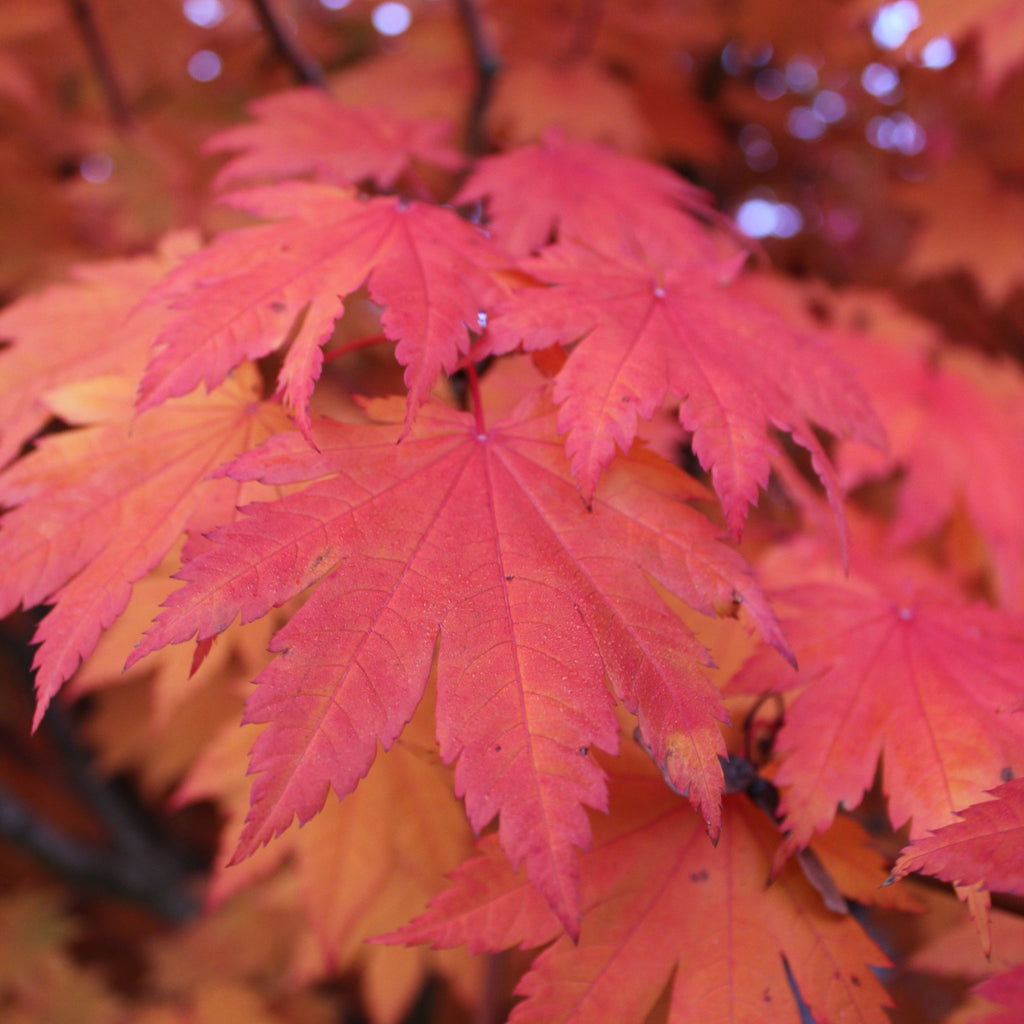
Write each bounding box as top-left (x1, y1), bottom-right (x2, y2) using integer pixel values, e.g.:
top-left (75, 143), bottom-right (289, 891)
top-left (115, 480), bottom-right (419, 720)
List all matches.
top-left (386, 748), bottom-right (893, 1024)
top-left (130, 391), bottom-right (787, 935)
top-left (136, 183), bottom-right (504, 435)
top-left (454, 127), bottom-right (715, 257)
top-left (488, 241), bottom-right (883, 534)
top-left (891, 778), bottom-right (1024, 894)
top-left (971, 964), bottom-right (1024, 1024)
top-left (729, 529), bottom-right (1024, 854)
top-left (205, 87), bottom-right (464, 191)
top-left (0, 363), bottom-right (289, 724)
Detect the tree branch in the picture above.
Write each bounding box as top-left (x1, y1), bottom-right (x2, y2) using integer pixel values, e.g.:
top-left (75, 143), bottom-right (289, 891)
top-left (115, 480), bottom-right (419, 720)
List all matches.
top-left (65, 0), bottom-right (133, 128)
top-left (454, 0), bottom-right (501, 155)
top-left (248, 0), bottom-right (326, 87)
top-left (0, 779), bottom-right (197, 922)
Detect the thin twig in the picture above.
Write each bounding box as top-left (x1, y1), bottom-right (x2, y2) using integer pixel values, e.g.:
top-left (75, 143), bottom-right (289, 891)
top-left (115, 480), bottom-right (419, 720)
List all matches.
top-left (454, 0), bottom-right (501, 155)
top-left (65, 0), bottom-right (133, 128)
top-left (249, 0), bottom-right (326, 87)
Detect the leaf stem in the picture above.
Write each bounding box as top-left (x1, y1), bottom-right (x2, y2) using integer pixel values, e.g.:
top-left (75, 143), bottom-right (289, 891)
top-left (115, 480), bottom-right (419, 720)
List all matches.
top-left (248, 0), bottom-right (326, 87)
top-left (467, 362), bottom-right (487, 435)
top-left (322, 333), bottom-right (390, 363)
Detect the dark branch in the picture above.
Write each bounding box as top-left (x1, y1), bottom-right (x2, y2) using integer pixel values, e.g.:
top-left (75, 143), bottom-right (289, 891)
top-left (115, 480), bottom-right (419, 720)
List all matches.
top-left (248, 0), bottom-right (326, 87)
top-left (65, 0), bottom-right (133, 128)
top-left (0, 779), bottom-right (197, 922)
top-left (454, 0), bottom-right (501, 155)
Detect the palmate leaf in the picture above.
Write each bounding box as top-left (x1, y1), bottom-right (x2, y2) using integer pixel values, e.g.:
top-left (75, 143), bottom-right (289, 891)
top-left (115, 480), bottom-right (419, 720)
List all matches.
top-left (892, 778), bottom-right (1024, 894)
top-left (730, 529), bottom-right (1024, 856)
top-left (0, 363), bottom-right (289, 724)
top-left (131, 391), bottom-right (788, 936)
top-left (455, 127), bottom-right (715, 257)
top-left (205, 86), bottom-right (464, 191)
top-left (488, 240), bottom-right (883, 536)
top-left (386, 748), bottom-right (893, 1024)
top-left (136, 183), bottom-right (504, 435)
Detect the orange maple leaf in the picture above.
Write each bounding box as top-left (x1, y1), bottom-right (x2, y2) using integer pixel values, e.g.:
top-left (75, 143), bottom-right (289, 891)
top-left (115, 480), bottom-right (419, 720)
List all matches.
top-left (0, 363), bottom-right (289, 724)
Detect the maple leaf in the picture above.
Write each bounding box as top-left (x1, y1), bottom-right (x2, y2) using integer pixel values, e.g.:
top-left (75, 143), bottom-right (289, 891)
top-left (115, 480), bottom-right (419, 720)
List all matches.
top-left (834, 325), bottom-right (1024, 607)
top-left (176, 684), bottom-right (482, 1024)
top-left (136, 183), bottom-right (503, 435)
top-left (205, 87), bottom-right (464, 191)
top-left (488, 241), bottom-right (883, 534)
top-left (387, 751), bottom-right (893, 1024)
top-left (971, 964), bottom-right (1024, 1024)
top-left (890, 778), bottom-right (1024, 894)
top-left (0, 232), bottom-right (198, 468)
top-left (455, 127), bottom-right (716, 257)
top-left (729, 531), bottom-right (1024, 853)
top-left (0, 363), bottom-right (290, 724)
top-left (130, 392), bottom-right (787, 935)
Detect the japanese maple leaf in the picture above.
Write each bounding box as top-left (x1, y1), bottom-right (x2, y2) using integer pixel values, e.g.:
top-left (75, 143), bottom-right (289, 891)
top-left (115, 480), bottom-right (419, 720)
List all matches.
top-left (891, 779), bottom-right (1024, 894)
top-left (205, 87), bottom-right (464, 191)
top-left (0, 363), bottom-right (290, 724)
top-left (0, 231), bottom-right (197, 468)
top-left (729, 532), bottom-right (1024, 854)
top-left (130, 392), bottom-right (787, 935)
top-left (455, 128), bottom-right (715, 257)
top-left (834, 327), bottom-right (1024, 608)
top-left (136, 183), bottom-right (503, 435)
top-left (176, 689), bottom-right (479, 1023)
top-left (488, 242), bottom-right (882, 534)
top-left (972, 964), bottom-right (1024, 1024)
top-left (387, 754), bottom-right (893, 1024)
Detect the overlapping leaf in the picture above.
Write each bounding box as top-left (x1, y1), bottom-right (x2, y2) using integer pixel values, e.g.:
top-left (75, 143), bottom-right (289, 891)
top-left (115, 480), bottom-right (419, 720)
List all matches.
top-left (488, 241), bottom-right (883, 533)
top-left (387, 751), bottom-right (893, 1024)
top-left (131, 392), bottom-right (787, 935)
top-left (136, 183), bottom-right (504, 434)
top-left (729, 531), bottom-right (1024, 853)
top-left (0, 232), bottom-right (197, 468)
top-left (455, 128), bottom-right (715, 257)
top-left (834, 325), bottom-right (1024, 607)
top-left (0, 363), bottom-right (290, 723)
top-left (205, 87), bottom-right (464, 191)
top-left (176, 689), bottom-right (481, 1024)
top-left (892, 779), bottom-right (1024, 893)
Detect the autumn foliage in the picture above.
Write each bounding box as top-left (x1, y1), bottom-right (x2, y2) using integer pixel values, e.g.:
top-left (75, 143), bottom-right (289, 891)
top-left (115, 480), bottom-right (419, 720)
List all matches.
top-left (2, 1), bottom-right (1024, 1021)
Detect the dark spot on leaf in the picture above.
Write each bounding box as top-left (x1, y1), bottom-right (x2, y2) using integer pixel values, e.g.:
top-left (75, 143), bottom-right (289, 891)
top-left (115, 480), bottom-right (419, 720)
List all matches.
top-left (494, 744), bottom-right (502, 752)
top-left (1002, 766), bottom-right (1014, 782)
top-left (270, 301), bottom-right (286, 312)
top-left (763, 989), bottom-right (771, 1003)
top-left (690, 870), bottom-right (708, 883)
top-left (505, 574), bottom-right (514, 581)
top-left (578, 747), bottom-right (588, 756)
top-left (851, 975), bottom-right (861, 987)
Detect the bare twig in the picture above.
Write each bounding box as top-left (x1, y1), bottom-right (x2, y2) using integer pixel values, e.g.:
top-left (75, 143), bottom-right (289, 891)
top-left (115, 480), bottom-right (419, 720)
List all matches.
top-left (65, 0), bottom-right (133, 128)
top-left (454, 0), bottom-right (501, 155)
top-left (249, 0), bottom-right (326, 87)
